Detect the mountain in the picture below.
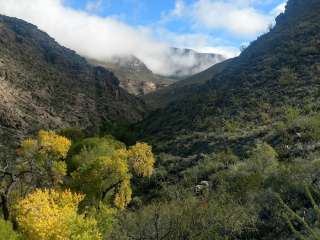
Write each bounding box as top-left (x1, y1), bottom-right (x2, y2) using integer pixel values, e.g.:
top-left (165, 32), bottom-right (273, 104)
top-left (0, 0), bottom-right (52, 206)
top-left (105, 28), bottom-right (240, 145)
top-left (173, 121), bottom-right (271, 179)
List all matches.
top-left (88, 49), bottom-right (225, 96)
top-left (166, 47), bottom-right (226, 79)
top-left (0, 14), bottom-right (145, 155)
top-left (88, 56), bottom-right (174, 96)
top-left (140, 0), bottom-right (320, 160)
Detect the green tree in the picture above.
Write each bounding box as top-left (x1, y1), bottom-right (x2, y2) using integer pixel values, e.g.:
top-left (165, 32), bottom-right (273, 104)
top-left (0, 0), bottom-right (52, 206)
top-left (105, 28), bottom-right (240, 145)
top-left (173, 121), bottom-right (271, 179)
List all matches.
top-left (247, 142), bottom-right (278, 174)
top-left (69, 137), bottom-right (155, 209)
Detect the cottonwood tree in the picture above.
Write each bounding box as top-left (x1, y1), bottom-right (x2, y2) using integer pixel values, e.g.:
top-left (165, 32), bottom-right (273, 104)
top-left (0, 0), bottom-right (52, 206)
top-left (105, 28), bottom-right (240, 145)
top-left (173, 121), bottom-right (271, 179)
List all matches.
top-left (0, 130), bottom-right (71, 220)
top-left (69, 137), bottom-right (155, 209)
top-left (15, 189), bottom-right (101, 240)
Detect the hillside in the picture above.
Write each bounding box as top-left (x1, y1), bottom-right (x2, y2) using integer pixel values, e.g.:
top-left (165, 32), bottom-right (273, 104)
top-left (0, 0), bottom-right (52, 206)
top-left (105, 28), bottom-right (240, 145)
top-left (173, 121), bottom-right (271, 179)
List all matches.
top-left (88, 56), bottom-right (174, 96)
top-left (0, 15), bottom-right (145, 154)
top-left (142, 58), bottom-right (233, 109)
top-left (140, 0), bottom-right (320, 159)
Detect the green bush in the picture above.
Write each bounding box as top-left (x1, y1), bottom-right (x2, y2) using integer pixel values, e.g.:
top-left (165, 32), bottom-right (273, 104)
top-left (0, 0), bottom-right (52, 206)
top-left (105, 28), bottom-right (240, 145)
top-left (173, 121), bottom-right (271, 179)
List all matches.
top-left (59, 128), bottom-right (85, 142)
top-left (0, 218), bottom-right (21, 240)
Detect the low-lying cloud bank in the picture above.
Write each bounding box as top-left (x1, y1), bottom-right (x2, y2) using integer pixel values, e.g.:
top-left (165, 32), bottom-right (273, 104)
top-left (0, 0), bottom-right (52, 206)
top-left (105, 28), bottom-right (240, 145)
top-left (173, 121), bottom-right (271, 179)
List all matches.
top-left (0, 0), bottom-right (285, 76)
top-left (0, 0), bottom-right (173, 75)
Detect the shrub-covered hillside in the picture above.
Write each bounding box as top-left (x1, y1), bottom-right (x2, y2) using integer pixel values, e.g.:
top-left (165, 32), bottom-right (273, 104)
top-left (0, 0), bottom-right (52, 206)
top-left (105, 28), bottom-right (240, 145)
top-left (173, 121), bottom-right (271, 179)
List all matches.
top-left (0, 14), bottom-right (145, 158)
top-left (141, 0), bottom-right (320, 160)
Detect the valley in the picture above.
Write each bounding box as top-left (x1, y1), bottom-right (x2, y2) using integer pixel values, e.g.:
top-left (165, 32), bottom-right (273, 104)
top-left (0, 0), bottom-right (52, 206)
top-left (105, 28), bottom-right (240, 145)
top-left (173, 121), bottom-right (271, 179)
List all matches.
top-left (1, 0), bottom-right (320, 239)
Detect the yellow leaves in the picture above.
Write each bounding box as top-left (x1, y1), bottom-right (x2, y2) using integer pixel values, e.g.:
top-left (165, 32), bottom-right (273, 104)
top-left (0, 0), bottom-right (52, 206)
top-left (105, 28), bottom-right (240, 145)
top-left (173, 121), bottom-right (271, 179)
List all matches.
top-left (20, 130), bottom-right (71, 159)
top-left (18, 130), bottom-right (72, 187)
top-left (114, 178), bottom-right (132, 209)
top-left (21, 138), bottom-right (37, 150)
top-left (38, 130), bottom-right (71, 158)
top-left (70, 138), bottom-right (155, 210)
top-left (128, 143), bottom-right (155, 177)
top-left (20, 138), bottom-right (37, 156)
top-left (70, 215), bottom-right (101, 240)
top-left (52, 161), bottom-right (67, 184)
top-left (15, 189), bottom-right (101, 240)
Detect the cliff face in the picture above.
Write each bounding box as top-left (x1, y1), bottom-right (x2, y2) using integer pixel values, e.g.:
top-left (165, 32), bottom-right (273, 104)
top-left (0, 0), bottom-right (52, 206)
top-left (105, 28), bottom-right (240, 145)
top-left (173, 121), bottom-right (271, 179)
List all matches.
top-left (0, 15), bottom-right (145, 152)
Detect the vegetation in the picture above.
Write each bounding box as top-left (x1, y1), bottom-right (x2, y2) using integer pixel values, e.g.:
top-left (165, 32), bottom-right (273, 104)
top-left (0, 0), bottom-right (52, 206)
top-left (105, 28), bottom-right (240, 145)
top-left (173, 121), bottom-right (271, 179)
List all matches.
top-left (0, 218), bottom-right (21, 240)
top-left (16, 189), bottom-right (101, 240)
top-left (1, 0), bottom-right (320, 239)
top-left (0, 130), bottom-right (155, 239)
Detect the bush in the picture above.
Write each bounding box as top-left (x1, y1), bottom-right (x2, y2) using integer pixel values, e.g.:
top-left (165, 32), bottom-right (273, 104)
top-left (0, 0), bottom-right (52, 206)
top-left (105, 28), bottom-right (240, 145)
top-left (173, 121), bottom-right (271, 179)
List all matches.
top-left (59, 128), bottom-right (85, 142)
top-left (0, 218), bottom-right (21, 240)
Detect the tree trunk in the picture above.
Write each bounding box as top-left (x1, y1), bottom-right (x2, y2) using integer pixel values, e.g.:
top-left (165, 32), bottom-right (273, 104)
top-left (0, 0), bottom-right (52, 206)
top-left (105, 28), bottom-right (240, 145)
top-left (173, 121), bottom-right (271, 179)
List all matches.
top-left (1, 194), bottom-right (9, 220)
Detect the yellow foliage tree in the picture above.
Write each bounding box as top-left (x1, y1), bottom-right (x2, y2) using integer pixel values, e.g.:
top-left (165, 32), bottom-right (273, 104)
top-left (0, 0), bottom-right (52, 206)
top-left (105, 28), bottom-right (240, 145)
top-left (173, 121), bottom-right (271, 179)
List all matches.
top-left (128, 143), bottom-right (155, 177)
top-left (1, 130), bottom-right (72, 220)
top-left (70, 137), bottom-right (155, 209)
top-left (16, 189), bottom-right (101, 240)
top-left (19, 130), bottom-right (71, 186)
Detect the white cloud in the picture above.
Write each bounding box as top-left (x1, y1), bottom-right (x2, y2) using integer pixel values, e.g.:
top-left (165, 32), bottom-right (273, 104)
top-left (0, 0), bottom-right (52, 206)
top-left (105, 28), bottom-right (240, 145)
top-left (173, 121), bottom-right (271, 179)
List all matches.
top-left (0, 0), bottom-right (184, 75)
top-left (195, 46), bottom-right (240, 59)
top-left (0, 0), bottom-right (264, 76)
top-left (156, 29), bottom-right (239, 58)
top-left (0, 0), bottom-right (233, 76)
top-left (165, 0), bottom-right (281, 38)
top-left (193, 0), bottom-right (273, 37)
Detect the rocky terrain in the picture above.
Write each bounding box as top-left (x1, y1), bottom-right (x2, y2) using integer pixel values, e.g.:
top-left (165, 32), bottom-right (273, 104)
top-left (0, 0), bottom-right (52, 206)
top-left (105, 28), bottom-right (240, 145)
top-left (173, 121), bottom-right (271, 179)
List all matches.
top-left (0, 15), bottom-right (145, 154)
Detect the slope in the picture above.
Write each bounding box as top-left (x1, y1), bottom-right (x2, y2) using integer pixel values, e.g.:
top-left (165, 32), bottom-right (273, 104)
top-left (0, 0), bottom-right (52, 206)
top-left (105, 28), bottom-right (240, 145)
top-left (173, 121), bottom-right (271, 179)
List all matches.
top-left (140, 0), bottom-right (320, 160)
top-left (0, 15), bottom-right (145, 154)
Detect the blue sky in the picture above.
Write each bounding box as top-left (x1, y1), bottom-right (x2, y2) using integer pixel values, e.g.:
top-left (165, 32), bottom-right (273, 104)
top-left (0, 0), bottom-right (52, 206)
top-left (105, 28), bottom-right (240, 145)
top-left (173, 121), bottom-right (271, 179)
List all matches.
top-left (0, 0), bottom-right (287, 74)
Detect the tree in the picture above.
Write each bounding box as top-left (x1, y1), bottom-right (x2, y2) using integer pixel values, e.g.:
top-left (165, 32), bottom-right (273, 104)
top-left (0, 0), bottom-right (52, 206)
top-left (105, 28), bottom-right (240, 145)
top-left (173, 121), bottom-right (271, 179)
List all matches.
top-left (15, 189), bottom-right (101, 240)
top-left (128, 143), bottom-right (155, 177)
top-left (248, 142), bottom-right (278, 174)
top-left (0, 130), bottom-right (71, 220)
top-left (69, 137), bottom-right (155, 209)
top-left (19, 130), bottom-right (71, 186)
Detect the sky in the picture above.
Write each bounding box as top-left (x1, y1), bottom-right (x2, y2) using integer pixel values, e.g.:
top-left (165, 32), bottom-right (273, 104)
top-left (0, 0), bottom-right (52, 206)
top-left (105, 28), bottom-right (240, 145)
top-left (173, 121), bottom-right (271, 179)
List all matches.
top-left (66, 0), bottom-right (286, 55)
top-left (0, 0), bottom-right (287, 75)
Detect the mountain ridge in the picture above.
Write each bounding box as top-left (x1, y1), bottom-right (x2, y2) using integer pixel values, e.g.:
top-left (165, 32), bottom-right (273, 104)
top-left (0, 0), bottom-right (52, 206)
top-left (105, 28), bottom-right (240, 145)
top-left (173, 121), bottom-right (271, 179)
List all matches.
top-left (140, 0), bottom-right (320, 159)
top-left (0, 14), bottom-right (145, 155)
top-left (88, 49), bottom-right (225, 96)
